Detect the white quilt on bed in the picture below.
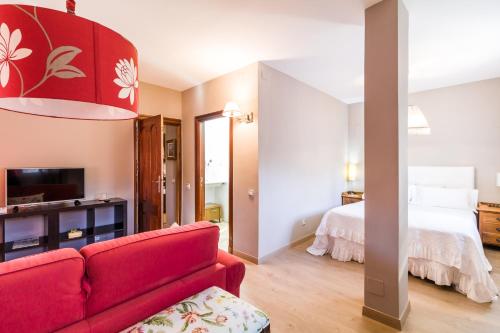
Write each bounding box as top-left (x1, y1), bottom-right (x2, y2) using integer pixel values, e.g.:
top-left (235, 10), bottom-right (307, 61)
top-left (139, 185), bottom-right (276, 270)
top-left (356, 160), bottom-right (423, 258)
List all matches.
top-left (307, 201), bottom-right (499, 303)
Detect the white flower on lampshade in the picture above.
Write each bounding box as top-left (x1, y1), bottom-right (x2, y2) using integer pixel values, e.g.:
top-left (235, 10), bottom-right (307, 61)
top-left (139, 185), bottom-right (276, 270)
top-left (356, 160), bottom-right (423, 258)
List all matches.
top-left (114, 58), bottom-right (138, 105)
top-left (0, 22), bottom-right (32, 88)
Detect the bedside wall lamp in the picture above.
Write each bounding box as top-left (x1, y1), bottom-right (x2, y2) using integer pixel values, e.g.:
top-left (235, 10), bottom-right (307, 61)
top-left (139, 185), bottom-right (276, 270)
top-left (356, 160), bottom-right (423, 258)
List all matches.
top-left (222, 101), bottom-right (254, 123)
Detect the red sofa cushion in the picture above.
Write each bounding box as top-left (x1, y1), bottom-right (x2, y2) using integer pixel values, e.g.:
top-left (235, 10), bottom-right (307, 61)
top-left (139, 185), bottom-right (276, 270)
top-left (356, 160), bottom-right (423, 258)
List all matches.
top-left (80, 222), bottom-right (220, 316)
top-left (86, 263), bottom-right (227, 333)
top-left (0, 248), bottom-right (86, 333)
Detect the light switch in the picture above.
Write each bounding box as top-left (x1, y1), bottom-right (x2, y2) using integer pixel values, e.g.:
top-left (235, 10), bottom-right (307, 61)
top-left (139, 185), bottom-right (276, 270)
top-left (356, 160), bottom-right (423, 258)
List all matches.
top-left (248, 189), bottom-right (256, 197)
top-left (186, 183), bottom-right (191, 190)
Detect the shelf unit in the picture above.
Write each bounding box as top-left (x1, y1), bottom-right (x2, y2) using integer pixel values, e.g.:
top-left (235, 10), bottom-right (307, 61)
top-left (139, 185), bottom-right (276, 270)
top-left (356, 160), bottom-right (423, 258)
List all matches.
top-left (0, 198), bottom-right (127, 262)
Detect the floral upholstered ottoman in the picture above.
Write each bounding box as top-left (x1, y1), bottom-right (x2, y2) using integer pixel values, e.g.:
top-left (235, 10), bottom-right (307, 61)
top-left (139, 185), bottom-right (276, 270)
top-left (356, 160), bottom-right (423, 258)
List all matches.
top-left (122, 287), bottom-right (270, 333)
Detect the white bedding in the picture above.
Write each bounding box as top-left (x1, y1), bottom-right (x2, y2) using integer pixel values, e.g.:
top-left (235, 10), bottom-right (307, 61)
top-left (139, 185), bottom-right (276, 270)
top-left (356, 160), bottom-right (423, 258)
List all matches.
top-left (307, 201), bottom-right (499, 303)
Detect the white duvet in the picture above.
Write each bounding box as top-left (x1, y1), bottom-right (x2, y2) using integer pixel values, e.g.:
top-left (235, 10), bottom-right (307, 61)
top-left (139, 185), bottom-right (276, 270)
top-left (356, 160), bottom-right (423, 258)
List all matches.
top-left (307, 201), bottom-right (499, 303)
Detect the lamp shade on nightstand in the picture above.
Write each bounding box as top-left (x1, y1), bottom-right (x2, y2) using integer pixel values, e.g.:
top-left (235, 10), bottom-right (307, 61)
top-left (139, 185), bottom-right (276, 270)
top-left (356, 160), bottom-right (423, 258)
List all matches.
top-left (347, 163), bottom-right (357, 182)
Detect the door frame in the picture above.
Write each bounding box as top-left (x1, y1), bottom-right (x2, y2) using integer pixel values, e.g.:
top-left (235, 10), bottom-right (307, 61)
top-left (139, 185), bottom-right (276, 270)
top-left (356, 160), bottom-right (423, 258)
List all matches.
top-left (134, 115), bottom-right (182, 233)
top-left (195, 111), bottom-right (234, 253)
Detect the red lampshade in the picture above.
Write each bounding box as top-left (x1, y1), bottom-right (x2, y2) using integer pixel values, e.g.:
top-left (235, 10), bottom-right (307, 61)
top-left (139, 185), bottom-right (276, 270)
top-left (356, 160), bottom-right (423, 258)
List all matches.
top-left (0, 4), bottom-right (138, 120)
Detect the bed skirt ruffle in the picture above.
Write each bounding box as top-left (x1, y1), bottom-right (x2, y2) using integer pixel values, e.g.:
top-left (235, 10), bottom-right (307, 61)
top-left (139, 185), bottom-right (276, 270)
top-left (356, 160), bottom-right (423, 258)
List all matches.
top-left (307, 236), bottom-right (499, 303)
top-left (408, 258), bottom-right (498, 303)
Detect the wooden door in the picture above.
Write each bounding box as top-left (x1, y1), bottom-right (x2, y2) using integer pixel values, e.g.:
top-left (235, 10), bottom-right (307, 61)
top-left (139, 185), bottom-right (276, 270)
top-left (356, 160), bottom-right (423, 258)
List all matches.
top-left (138, 115), bottom-right (164, 232)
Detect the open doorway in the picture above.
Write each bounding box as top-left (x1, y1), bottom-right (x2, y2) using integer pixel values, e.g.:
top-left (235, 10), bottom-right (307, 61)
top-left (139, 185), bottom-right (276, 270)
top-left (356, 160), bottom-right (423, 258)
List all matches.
top-left (163, 118), bottom-right (182, 228)
top-left (135, 116), bottom-right (182, 233)
top-left (195, 112), bottom-right (233, 253)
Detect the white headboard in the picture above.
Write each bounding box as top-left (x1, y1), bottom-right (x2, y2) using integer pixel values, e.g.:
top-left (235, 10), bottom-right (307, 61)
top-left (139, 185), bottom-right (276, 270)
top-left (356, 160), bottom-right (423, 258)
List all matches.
top-left (408, 166), bottom-right (475, 189)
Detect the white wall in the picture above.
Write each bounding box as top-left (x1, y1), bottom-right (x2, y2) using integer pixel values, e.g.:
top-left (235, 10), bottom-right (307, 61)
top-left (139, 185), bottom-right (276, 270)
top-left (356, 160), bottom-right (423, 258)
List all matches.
top-left (348, 102), bottom-right (365, 191)
top-left (348, 78), bottom-right (500, 202)
top-left (204, 118), bottom-right (230, 184)
top-left (258, 64), bottom-right (348, 259)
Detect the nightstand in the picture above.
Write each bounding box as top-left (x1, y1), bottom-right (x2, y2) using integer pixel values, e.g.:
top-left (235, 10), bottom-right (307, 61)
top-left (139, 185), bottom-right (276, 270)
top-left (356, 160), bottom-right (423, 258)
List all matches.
top-left (341, 192), bottom-right (364, 205)
top-left (478, 203), bottom-right (500, 247)
top-left (204, 203), bottom-right (222, 222)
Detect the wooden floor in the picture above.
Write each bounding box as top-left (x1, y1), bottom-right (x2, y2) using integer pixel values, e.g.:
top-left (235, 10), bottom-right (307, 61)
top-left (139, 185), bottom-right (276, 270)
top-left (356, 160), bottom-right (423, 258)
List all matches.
top-left (240, 240), bottom-right (500, 333)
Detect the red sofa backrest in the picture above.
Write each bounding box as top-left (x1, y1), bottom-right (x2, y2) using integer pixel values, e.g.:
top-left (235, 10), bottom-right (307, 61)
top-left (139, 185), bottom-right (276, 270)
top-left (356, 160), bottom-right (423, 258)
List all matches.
top-left (0, 248), bottom-right (86, 333)
top-left (80, 222), bottom-right (219, 316)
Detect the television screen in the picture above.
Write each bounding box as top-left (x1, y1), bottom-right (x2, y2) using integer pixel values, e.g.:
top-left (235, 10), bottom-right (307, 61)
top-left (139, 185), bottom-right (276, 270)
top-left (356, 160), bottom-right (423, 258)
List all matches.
top-left (6, 168), bottom-right (85, 206)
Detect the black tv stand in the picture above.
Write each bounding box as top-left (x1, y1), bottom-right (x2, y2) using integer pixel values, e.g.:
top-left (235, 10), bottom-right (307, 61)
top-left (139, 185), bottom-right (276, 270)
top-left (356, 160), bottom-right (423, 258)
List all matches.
top-left (0, 198), bottom-right (127, 262)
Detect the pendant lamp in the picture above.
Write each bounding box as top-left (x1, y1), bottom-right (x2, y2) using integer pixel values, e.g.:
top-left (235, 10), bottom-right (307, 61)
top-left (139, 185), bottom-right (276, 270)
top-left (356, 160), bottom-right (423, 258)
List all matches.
top-left (408, 105), bottom-right (430, 135)
top-left (0, 1), bottom-right (138, 120)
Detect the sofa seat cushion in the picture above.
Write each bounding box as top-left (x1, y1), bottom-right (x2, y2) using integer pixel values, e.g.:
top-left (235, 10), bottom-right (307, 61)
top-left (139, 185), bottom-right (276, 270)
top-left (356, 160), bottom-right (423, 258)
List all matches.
top-left (86, 264), bottom-right (227, 333)
top-left (121, 286), bottom-right (270, 333)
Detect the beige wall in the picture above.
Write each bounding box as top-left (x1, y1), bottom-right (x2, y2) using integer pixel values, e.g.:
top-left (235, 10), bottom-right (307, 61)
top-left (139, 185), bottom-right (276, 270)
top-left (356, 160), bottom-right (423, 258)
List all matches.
top-left (349, 77), bottom-right (500, 202)
top-left (139, 82), bottom-right (182, 118)
top-left (258, 64), bottom-right (348, 259)
top-left (0, 82), bottom-right (181, 234)
top-left (181, 63), bottom-right (259, 259)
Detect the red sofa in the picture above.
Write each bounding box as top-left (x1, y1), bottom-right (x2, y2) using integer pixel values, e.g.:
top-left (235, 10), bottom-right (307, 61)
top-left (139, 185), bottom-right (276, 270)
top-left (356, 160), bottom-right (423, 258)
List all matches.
top-left (0, 222), bottom-right (245, 333)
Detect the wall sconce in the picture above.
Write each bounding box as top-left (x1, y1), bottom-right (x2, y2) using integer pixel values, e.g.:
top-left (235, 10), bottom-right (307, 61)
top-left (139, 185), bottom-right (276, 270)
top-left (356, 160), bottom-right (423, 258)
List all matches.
top-left (222, 101), bottom-right (254, 123)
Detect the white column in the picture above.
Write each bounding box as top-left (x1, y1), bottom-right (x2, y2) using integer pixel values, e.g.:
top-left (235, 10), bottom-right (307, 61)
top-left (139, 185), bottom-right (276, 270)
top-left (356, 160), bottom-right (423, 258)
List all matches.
top-left (363, 0), bottom-right (410, 329)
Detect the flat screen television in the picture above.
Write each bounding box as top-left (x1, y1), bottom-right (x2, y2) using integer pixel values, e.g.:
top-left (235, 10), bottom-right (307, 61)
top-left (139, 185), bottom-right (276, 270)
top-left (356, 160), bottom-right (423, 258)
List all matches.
top-left (6, 168), bottom-right (85, 206)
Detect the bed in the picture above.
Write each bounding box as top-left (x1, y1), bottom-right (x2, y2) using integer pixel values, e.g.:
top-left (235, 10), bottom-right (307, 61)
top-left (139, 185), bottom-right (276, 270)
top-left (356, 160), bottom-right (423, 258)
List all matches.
top-left (307, 166), bottom-right (499, 303)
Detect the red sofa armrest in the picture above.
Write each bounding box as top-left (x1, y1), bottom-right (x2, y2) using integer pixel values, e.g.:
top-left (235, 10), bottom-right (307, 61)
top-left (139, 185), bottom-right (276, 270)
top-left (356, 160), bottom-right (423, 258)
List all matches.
top-left (217, 250), bottom-right (245, 296)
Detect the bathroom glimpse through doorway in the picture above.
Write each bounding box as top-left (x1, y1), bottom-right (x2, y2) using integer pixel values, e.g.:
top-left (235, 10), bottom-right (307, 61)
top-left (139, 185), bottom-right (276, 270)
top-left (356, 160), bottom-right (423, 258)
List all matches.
top-left (195, 112), bottom-right (233, 253)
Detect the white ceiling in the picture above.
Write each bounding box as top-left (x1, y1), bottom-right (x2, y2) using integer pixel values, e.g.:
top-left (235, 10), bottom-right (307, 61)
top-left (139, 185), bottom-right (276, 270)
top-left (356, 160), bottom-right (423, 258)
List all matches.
top-left (6, 0), bottom-right (500, 103)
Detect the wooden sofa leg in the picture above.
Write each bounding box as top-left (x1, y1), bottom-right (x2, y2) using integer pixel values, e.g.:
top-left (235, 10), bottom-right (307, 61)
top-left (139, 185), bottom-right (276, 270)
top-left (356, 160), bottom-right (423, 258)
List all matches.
top-left (262, 324), bottom-right (271, 333)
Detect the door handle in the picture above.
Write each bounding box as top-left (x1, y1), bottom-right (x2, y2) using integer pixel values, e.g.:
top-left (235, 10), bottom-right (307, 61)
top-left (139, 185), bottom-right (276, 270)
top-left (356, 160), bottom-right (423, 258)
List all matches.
top-left (153, 176), bottom-right (161, 193)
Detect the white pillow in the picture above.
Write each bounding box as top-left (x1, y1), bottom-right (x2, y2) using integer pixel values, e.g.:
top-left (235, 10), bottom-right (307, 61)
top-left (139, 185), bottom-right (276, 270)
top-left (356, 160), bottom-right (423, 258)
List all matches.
top-left (413, 186), bottom-right (478, 211)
